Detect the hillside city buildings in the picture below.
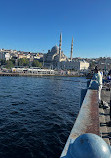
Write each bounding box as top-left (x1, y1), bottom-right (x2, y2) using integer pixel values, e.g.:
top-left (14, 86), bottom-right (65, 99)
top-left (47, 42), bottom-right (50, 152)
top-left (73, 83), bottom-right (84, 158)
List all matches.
top-left (0, 48), bottom-right (43, 62)
top-left (1, 33), bottom-right (111, 71)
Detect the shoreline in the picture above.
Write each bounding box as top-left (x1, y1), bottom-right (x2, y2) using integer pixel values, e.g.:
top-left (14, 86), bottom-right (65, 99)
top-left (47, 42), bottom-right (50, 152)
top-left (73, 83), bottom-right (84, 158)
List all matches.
top-left (0, 72), bottom-right (84, 77)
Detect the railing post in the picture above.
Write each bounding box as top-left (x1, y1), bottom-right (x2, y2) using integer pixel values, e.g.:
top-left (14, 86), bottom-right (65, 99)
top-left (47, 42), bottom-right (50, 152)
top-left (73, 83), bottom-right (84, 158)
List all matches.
top-left (69, 133), bottom-right (111, 158)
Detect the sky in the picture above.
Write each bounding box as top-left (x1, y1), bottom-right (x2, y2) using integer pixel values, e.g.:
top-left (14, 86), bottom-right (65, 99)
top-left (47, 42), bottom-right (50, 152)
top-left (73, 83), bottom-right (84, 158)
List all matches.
top-left (0, 0), bottom-right (111, 58)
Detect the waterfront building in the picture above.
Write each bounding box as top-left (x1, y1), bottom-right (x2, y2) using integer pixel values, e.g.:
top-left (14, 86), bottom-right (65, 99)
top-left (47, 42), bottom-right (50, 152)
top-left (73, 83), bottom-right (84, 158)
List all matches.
top-left (60, 60), bottom-right (89, 70)
top-left (12, 67), bottom-right (55, 75)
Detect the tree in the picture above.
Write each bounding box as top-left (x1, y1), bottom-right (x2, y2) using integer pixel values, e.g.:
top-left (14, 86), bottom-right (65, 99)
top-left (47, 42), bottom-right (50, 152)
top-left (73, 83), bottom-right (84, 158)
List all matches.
top-left (32, 60), bottom-right (42, 67)
top-left (10, 57), bottom-right (16, 65)
top-left (5, 60), bottom-right (14, 68)
top-left (0, 59), bottom-right (6, 65)
top-left (18, 58), bottom-right (29, 66)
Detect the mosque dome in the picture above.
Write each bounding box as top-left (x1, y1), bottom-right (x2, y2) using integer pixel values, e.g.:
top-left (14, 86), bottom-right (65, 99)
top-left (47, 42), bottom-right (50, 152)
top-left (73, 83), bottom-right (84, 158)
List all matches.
top-left (51, 45), bottom-right (59, 54)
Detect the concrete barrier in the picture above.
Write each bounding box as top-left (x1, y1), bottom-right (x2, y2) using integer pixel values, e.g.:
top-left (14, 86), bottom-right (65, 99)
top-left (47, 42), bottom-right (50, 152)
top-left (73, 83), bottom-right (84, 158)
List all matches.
top-left (60, 88), bottom-right (100, 157)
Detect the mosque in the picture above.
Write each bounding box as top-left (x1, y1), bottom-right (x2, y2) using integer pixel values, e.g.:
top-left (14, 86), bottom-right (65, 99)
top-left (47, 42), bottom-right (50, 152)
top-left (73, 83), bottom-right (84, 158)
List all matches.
top-left (44, 33), bottom-right (89, 70)
top-left (44, 33), bottom-right (69, 69)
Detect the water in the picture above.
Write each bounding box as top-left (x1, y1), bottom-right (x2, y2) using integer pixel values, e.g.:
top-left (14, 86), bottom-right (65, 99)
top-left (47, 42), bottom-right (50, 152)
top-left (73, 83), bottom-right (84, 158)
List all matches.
top-left (0, 76), bottom-right (87, 158)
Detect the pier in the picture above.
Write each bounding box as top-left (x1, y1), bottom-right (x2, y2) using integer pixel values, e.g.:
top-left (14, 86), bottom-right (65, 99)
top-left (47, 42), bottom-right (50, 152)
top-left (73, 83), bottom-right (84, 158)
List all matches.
top-left (60, 80), bottom-right (111, 158)
top-left (0, 73), bottom-right (19, 76)
top-left (0, 71), bottom-right (82, 77)
top-left (0, 72), bottom-right (55, 77)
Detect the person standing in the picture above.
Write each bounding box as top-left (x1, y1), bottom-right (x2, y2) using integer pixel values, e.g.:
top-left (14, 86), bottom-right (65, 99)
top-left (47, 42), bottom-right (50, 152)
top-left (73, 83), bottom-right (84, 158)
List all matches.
top-left (93, 67), bottom-right (103, 104)
top-left (99, 69), bottom-right (103, 78)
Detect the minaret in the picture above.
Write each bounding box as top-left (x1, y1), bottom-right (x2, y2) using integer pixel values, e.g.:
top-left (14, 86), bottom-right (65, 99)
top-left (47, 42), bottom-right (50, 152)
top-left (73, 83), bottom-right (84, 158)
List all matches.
top-left (70, 37), bottom-right (73, 61)
top-left (59, 33), bottom-right (62, 62)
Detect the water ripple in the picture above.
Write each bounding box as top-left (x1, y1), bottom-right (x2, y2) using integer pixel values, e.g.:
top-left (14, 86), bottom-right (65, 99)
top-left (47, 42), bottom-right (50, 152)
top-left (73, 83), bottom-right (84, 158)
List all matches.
top-left (0, 76), bottom-right (87, 158)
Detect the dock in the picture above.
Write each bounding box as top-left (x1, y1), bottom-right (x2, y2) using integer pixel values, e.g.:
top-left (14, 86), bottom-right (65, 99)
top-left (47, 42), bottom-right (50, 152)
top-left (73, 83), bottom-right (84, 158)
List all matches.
top-left (0, 72), bottom-right (82, 77)
top-left (0, 72), bottom-right (19, 76)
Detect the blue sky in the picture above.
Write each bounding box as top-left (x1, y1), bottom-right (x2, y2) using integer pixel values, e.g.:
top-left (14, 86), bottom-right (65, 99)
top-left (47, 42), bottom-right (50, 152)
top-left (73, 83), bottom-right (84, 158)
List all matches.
top-left (0, 0), bottom-right (111, 58)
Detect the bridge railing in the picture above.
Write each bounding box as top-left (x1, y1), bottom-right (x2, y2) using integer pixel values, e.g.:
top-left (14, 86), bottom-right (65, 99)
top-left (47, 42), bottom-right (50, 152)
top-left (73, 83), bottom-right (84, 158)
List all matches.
top-left (60, 80), bottom-right (111, 158)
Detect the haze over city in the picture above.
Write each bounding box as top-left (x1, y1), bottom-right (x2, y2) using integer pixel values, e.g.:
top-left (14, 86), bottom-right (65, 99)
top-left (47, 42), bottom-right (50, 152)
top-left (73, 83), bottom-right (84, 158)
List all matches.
top-left (0, 0), bottom-right (111, 58)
